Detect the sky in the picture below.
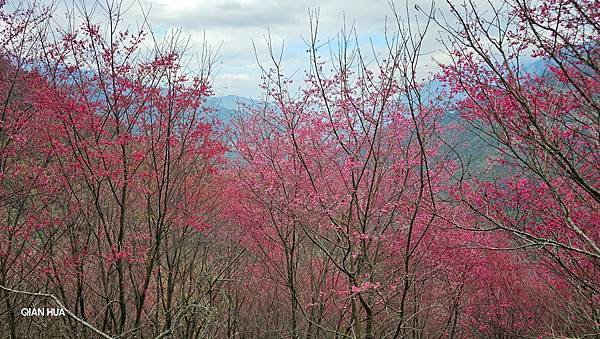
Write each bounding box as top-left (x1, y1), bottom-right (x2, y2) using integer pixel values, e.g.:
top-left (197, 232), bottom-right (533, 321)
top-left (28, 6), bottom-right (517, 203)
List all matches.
top-left (15, 0), bottom-right (503, 99)
top-left (137, 0), bottom-right (460, 99)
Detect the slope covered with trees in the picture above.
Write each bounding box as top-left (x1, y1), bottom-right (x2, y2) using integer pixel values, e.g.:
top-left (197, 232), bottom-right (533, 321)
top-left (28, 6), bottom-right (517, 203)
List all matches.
top-left (0, 0), bottom-right (597, 338)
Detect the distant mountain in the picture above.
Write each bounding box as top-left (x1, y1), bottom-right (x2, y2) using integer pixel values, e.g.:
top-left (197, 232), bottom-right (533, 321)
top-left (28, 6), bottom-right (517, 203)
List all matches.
top-left (207, 59), bottom-right (550, 174)
top-left (429, 58), bottom-right (561, 175)
top-left (206, 57), bottom-right (547, 123)
top-left (205, 95), bottom-right (257, 124)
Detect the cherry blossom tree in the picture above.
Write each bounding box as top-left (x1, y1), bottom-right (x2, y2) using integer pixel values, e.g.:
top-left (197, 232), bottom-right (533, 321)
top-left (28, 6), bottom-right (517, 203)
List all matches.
top-left (0, 0), bottom-right (232, 337)
top-left (438, 0), bottom-right (599, 335)
top-left (228, 8), bottom-right (476, 338)
top-left (0, 0), bottom-right (597, 337)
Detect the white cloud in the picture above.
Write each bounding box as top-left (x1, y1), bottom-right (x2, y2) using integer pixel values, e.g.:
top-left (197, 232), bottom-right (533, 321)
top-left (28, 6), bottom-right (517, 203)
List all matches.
top-left (148, 0), bottom-right (303, 29)
top-left (36, 0), bottom-right (501, 98)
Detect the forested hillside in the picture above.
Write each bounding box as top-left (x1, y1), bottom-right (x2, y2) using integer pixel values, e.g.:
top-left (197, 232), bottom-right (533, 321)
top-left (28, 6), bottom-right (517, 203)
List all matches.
top-left (0, 0), bottom-right (597, 338)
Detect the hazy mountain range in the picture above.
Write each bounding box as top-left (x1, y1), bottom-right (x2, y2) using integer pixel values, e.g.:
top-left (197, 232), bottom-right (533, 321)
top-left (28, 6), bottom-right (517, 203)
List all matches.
top-left (206, 58), bottom-right (553, 173)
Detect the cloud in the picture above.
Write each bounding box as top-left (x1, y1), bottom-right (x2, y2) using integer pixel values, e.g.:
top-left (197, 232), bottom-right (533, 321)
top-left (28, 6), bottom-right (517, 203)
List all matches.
top-left (149, 0), bottom-right (303, 29)
top-left (121, 0), bottom-right (500, 97)
top-left (220, 73), bottom-right (251, 82)
top-left (33, 0), bottom-right (489, 98)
